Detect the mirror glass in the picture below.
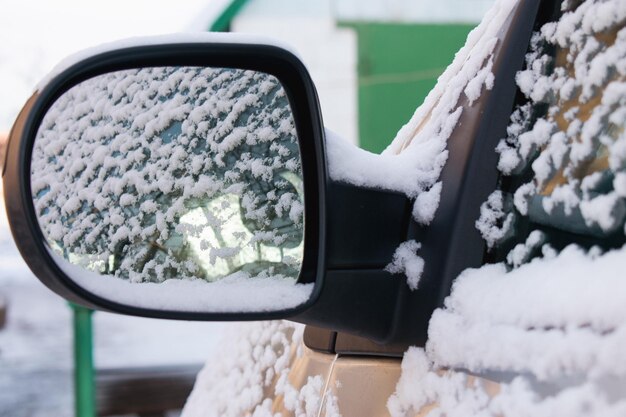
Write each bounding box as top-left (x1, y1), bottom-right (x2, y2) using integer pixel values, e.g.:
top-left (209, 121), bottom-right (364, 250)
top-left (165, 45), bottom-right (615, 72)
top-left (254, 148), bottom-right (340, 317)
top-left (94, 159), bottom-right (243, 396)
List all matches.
top-left (30, 66), bottom-right (312, 313)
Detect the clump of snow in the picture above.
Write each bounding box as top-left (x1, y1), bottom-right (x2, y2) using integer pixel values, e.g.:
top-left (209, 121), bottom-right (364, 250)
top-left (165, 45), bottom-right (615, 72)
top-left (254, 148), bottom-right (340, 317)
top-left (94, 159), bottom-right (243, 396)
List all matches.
top-left (513, 182), bottom-right (535, 215)
top-left (613, 172), bottom-right (626, 196)
top-left (276, 374), bottom-right (325, 417)
top-left (321, 389), bottom-right (342, 417)
top-left (32, 66), bottom-right (306, 293)
top-left (505, 230), bottom-right (548, 267)
top-left (495, 103), bottom-right (532, 174)
top-left (541, 183), bottom-right (581, 215)
top-left (325, 128), bottom-right (449, 203)
top-left (475, 190), bottom-right (515, 248)
top-left (464, 56), bottom-right (496, 104)
top-left (182, 321), bottom-right (302, 417)
top-left (579, 192), bottom-right (626, 233)
top-left (412, 182), bottom-right (442, 225)
top-left (385, 240), bottom-right (424, 290)
top-left (430, 244), bottom-right (626, 377)
top-left (387, 348), bottom-right (434, 417)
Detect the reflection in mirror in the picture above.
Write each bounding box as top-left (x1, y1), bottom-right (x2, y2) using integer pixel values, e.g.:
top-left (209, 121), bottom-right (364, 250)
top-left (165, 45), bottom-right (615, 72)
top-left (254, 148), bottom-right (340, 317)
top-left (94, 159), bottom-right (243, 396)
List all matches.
top-left (31, 66), bottom-right (312, 312)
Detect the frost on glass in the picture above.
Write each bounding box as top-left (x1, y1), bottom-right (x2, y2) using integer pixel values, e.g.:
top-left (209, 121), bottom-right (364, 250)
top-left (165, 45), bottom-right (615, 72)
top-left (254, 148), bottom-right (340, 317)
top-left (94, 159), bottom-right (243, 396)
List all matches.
top-left (31, 66), bottom-right (305, 291)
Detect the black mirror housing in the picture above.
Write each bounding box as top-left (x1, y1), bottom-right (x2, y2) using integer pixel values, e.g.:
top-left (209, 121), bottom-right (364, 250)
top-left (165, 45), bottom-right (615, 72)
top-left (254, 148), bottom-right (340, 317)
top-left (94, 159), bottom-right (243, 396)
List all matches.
top-left (3, 35), bottom-right (328, 322)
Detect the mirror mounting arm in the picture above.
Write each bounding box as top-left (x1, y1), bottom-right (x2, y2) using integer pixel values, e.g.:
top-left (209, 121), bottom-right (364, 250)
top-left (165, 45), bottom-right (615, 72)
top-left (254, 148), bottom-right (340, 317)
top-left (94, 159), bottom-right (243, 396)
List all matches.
top-left (293, 180), bottom-right (412, 343)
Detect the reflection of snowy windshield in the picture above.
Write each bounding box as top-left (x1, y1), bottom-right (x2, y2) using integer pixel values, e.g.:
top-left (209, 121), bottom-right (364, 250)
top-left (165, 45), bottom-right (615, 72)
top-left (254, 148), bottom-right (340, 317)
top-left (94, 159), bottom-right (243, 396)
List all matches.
top-left (31, 66), bottom-right (304, 284)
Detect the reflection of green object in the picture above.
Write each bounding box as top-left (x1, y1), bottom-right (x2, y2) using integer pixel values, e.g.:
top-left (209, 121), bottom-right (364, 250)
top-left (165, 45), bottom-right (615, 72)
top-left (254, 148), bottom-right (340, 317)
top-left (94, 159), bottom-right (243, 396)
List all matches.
top-left (70, 303), bottom-right (95, 417)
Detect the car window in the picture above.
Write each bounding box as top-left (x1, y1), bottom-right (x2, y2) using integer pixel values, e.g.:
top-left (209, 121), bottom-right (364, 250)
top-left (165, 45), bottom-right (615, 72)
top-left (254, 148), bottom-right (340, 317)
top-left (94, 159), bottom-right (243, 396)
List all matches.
top-left (478, 0), bottom-right (626, 265)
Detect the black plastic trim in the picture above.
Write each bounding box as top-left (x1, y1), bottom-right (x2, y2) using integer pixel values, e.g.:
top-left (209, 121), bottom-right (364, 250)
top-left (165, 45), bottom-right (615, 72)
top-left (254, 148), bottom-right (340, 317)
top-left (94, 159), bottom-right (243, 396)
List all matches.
top-left (325, 182), bottom-right (411, 270)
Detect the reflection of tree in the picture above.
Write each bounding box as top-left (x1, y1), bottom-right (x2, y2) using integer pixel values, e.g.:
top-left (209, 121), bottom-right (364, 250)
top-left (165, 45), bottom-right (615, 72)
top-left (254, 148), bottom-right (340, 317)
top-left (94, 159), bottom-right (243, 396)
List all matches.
top-left (31, 67), bottom-right (304, 283)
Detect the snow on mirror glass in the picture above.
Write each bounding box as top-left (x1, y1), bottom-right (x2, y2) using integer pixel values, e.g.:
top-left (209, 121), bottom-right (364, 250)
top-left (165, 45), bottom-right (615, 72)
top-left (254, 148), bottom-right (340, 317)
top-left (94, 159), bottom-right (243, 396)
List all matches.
top-left (30, 66), bottom-right (313, 313)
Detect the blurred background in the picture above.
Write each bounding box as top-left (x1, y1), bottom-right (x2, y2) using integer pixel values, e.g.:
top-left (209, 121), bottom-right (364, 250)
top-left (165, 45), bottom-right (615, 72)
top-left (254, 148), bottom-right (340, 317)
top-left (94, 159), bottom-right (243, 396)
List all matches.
top-left (0, 0), bottom-right (494, 416)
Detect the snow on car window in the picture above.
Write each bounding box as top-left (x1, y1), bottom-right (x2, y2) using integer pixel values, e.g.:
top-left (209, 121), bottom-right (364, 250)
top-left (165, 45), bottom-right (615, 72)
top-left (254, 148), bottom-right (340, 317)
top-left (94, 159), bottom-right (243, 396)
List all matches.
top-left (31, 66), bottom-right (310, 309)
top-left (479, 0), bottom-right (626, 250)
top-left (390, 0), bottom-right (626, 415)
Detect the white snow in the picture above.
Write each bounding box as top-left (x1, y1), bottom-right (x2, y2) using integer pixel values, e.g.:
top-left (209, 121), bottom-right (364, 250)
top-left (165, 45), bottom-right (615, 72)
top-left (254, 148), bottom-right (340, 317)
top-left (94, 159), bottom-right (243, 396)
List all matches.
top-left (385, 240), bottom-right (425, 290)
top-left (181, 321), bottom-right (326, 417)
top-left (433, 245), bottom-right (626, 356)
top-left (412, 182), bottom-right (443, 225)
top-left (496, 103), bottom-right (532, 174)
top-left (579, 192), bottom-right (625, 233)
top-left (389, 244), bottom-right (626, 415)
top-left (513, 182), bottom-right (535, 215)
top-left (386, 243), bottom-right (626, 416)
top-left (325, 128), bottom-right (448, 200)
top-left (475, 190), bottom-right (515, 249)
top-left (7, 0), bottom-right (626, 415)
top-left (464, 57), bottom-right (495, 104)
top-left (182, 320), bottom-right (342, 417)
top-left (57, 253), bottom-right (313, 313)
top-left (505, 230), bottom-right (547, 267)
top-left (388, 347), bottom-right (626, 417)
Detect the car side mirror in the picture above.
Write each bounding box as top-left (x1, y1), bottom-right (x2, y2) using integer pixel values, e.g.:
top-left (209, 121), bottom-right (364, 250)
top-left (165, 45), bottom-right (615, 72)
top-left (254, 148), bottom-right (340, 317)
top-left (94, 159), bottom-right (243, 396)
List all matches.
top-left (3, 35), bottom-right (327, 320)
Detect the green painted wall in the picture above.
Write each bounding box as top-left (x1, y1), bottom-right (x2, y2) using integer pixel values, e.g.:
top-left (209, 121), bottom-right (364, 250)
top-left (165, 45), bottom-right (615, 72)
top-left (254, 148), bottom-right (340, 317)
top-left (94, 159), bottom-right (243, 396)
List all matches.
top-left (342, 23), bottom-right (476, 153)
